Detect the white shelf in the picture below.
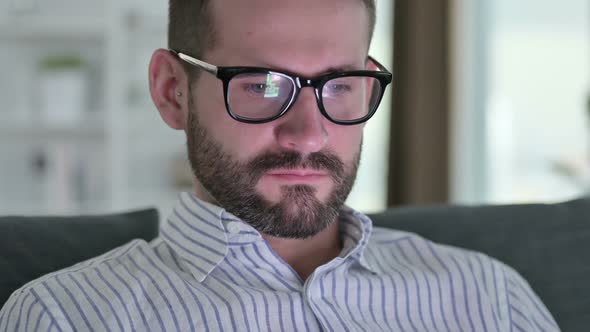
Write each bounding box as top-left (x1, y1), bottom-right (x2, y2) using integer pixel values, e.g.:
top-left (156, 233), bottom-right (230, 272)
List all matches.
top-left (0, 15), bottom-right (106, 41)
top-left (0, 1), bottom-right (185, 216)
top-left (0, 123), bottom-right (106, 140)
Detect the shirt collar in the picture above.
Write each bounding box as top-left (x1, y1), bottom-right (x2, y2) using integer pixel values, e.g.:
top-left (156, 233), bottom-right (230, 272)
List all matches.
top-left (160, 192), bottom-right (259, 282)
top-left (338, 206), bottom-right (379, 274)
top-left (161, 192), bottom-right (378, 282)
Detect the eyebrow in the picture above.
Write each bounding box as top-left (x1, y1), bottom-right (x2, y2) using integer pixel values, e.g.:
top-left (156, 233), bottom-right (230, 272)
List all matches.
top-left (254, 63), bottom-right (364, 78)
top-left (236, 56), bottom-right (362, 75)
top-left (321, 64), bottom-right (362, 74)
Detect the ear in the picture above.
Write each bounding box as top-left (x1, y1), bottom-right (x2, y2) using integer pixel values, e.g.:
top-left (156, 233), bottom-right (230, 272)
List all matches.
top-left (149, 48), bottom-right (189, 130)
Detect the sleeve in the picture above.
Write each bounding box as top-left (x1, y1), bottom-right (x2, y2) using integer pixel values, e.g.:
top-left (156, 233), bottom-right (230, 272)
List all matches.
top-left (502, 265), bottom-right (561, 332)
top-left (0, 289), bottom-right (62, 332)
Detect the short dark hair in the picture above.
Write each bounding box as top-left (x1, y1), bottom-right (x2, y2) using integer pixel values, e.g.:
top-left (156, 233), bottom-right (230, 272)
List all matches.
top-left (168, 0), bottom-right (376, 78)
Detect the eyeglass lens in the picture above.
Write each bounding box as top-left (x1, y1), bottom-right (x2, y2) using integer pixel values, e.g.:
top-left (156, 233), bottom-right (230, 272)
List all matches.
top-left (226, 72), bottom-right (382, 122)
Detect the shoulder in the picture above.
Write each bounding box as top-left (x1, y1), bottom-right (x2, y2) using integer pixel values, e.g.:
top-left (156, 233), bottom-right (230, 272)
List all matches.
top-left (366, 225), bottom-right (534, 288)
top-left (17, 239), bottom-right (152, 295)
top-left (365, 226), bottom-right (559, 331)
top-left (367, 225), bottom-right (503, 272)
top-left (0, 239), bottom-right (159, 331)
top-left (351, 210), bottom-right (494, 265)
top-left (366, 226), bottom-right (505, 298)
top-left (501, 263), bottom-right (560, 331)
top-left (348, 210), bottom-right (500, 275)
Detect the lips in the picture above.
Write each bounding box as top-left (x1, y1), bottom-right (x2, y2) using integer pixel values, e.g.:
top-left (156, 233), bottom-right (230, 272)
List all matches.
top-left (265, 169), bottom-right (329, 182)
top-left (267, 169), bottom-right (327, 177)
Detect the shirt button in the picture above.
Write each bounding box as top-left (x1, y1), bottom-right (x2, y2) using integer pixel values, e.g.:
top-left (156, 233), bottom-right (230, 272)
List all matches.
top-left (227, 222), bottom-right (241, 234)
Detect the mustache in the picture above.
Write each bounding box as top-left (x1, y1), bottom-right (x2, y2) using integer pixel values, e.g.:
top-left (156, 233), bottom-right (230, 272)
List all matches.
top-left (246, 150), bottom-right (345, 181)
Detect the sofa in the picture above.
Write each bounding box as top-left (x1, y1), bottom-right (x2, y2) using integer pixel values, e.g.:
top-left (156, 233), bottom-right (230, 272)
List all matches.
top-left (1, 197), bottom-right (588, 331)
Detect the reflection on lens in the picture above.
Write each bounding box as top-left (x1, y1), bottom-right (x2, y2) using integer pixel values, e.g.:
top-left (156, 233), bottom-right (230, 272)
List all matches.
top-left (227, 72), bottom-right (295, 120)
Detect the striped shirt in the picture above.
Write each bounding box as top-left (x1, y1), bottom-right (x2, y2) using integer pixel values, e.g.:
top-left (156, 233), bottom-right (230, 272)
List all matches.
top-left (1, 192), bottom-right (559, 331)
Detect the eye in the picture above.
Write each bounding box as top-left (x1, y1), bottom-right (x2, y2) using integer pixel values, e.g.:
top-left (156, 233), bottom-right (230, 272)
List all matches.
top-left (242, 83), bottom-right (267, 95)
top-left (325, 82), bottom-right (352, 96)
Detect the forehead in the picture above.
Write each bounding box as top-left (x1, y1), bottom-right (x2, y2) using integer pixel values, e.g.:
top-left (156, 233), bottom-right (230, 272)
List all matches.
top-left (207, 0), bottom-right (369, 73)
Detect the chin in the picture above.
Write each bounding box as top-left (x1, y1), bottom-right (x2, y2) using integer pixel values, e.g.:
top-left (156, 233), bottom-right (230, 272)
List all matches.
top-left (260, 177), bottom-right (333, 200)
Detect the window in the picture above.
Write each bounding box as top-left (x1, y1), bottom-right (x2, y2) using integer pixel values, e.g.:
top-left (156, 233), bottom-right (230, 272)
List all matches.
top-left (451, 0), bottom-right (590, 203)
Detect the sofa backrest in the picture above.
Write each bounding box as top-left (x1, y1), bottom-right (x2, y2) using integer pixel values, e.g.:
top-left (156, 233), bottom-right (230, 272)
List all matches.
top-left (369, 197), bottom-right (590, 332)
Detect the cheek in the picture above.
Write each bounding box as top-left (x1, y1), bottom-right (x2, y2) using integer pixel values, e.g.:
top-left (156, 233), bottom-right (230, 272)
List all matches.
top-left (327, 125), bottom-right (363, 162)
top-left (228, 127), bottom-right (277, 161)
top-left (193, 77), bottom-right (226, 125)
top-left (192, 79), bottom-right (271, 159)
top-left (195, 108), bottom-right (276, 161)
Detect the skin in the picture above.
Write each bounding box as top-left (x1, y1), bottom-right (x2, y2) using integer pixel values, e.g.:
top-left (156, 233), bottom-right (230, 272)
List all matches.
top-left (149, 0), bottom-right (371, 279)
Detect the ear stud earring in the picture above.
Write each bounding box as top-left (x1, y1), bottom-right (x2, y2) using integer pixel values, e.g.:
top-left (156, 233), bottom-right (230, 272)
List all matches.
top-left (176, 91), bottom-right (183, 97)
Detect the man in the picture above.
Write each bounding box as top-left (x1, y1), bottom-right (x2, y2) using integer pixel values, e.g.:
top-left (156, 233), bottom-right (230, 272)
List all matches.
top-left (0, 0), bottom-right (559, 331)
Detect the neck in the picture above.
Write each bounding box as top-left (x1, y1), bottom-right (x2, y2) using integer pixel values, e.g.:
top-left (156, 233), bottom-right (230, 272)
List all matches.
top-left (261, 220), bottom-right (342, 280)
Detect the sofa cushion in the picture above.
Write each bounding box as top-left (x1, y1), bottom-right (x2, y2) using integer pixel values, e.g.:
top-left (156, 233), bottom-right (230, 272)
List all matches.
top-left (369, 197), bottom-right (590, 331)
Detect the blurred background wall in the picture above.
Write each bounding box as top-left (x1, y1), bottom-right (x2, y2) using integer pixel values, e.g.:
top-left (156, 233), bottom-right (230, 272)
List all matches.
top-left (390, 0), bottom-right (590, 205)
top-left (0, 0), bottom-right (588, 216)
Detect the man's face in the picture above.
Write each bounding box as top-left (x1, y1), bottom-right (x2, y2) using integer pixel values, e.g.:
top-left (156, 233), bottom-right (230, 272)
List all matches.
top-left (187, 0), bottom-right (370, 238)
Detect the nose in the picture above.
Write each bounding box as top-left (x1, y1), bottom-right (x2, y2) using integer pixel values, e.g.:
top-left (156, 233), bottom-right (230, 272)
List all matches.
top-left (274, 88), bottom-right (328, 155)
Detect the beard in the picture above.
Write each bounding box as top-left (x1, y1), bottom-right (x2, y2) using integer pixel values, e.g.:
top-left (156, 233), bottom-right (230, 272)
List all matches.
top-left (186, 95), bottom-right (361, 239)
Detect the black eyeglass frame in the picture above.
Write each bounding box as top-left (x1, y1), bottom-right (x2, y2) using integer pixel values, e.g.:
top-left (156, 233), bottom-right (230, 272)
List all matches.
top-left (170, 49), bottom-right (393, 125)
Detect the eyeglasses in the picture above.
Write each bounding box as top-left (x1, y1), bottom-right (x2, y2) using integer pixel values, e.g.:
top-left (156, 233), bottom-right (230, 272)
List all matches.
top-left (170, 49), bottom-right (392, 125)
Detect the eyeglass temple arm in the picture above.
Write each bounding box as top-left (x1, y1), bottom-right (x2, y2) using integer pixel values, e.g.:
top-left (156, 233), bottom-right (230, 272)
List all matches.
top-left (169, 49), bottom-right (219, 76)
top-left (367, 56), bottom-right (389, 72)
